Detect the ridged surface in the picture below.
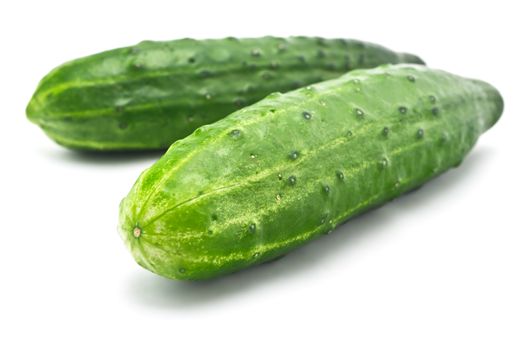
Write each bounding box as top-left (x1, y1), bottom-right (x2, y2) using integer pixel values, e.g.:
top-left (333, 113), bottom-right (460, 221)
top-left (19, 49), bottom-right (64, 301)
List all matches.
top-left (26, 37), bottom-right (424, 150)
top-left (118, 64), bottom-right (503, 280)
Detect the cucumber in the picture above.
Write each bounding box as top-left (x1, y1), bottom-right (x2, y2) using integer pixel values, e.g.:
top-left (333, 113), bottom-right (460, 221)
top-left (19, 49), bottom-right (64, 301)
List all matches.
top-left (118, 64), bottom-right (503, 280)
top-left (26, 37), bottom-right (424, 150)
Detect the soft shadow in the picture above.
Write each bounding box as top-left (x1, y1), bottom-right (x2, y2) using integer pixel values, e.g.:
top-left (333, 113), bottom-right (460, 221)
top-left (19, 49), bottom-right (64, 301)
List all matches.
top-left (43, 148), bottom-right (165, 165)
top-left (125, 146), bottom-right (494, 310)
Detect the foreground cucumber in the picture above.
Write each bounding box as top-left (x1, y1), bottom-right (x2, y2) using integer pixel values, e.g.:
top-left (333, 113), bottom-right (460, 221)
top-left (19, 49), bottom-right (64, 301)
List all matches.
top-left (26, 37), bottom-right (423, 150)
top-left (119, 64), bottom-right (503, 280)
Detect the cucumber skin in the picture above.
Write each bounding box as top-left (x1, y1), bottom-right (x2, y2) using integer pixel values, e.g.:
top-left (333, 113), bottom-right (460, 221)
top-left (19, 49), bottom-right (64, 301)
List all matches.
top-left (26, 37), bottom-right (424, 150)
top-left (118, 64), bottom-right (503, 280)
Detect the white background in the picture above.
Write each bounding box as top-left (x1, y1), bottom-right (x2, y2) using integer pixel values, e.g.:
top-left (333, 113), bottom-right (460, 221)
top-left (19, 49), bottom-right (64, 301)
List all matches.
top-left (1, 1), bottom-right (523, 349)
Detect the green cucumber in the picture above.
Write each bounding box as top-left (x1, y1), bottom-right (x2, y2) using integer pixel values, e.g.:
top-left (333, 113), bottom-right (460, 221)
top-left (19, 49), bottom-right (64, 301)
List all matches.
top-left (26, 37), bottom-right (423, 150)
top-left (118, 64), bottom-right (503, 280)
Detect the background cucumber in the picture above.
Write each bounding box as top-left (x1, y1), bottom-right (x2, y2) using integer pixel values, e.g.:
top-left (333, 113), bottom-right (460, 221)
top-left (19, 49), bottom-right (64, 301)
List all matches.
top-left (26, 37), bottom-right (424, 150)
top-left (118, 64), bottom-right (503, 280)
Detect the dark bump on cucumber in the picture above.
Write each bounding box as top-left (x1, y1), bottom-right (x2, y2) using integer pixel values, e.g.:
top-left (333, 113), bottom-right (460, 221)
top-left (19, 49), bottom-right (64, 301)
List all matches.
top-left (229, 129), bottom-right (241, 138)
top-left (379, 157), bottom-right (389, 169)
top-left (289, 151), bottom-right (300, 160)
top-left (302, 111), bottom-right (312, 120)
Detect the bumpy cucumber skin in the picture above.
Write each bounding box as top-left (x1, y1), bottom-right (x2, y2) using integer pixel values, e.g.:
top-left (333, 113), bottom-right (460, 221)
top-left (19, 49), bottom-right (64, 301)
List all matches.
top-left (26, 37), bottom-right (424, 150)
top-left (119, 64), bottom-right (503, 280)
